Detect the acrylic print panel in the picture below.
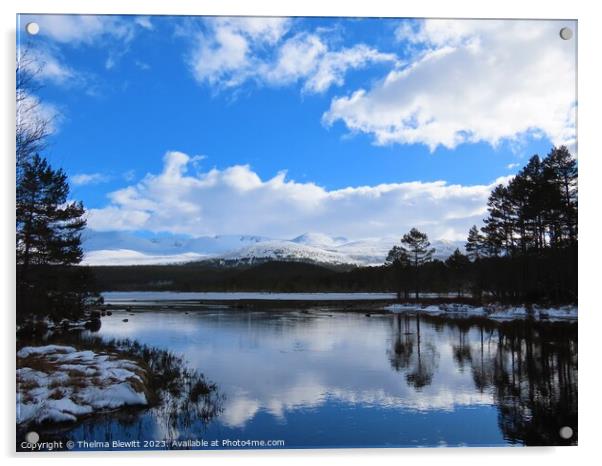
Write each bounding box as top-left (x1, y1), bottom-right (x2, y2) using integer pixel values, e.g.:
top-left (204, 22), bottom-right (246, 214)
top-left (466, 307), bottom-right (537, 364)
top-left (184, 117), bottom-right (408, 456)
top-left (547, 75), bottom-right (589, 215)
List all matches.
top-left (16, 14), bottom-right (577, 451)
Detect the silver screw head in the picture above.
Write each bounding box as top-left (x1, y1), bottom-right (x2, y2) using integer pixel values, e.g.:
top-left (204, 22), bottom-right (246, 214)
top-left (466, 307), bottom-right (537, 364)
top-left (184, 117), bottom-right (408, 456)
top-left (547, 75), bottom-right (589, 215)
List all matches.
top-left (559, 426), bottom-right (574, 439)
top-left (559, 27), bottom-right (573, 40)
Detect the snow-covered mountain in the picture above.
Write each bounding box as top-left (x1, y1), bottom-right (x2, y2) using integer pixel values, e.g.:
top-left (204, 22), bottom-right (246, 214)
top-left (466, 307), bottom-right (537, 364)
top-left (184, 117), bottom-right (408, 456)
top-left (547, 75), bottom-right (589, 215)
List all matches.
top-left (82, 230), bottom-right (465, 266)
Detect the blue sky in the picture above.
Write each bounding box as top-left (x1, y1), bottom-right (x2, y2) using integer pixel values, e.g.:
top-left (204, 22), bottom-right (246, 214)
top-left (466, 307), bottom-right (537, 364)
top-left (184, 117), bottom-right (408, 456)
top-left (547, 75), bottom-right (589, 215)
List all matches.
top-left (18, 15), bottom-right (576, 241)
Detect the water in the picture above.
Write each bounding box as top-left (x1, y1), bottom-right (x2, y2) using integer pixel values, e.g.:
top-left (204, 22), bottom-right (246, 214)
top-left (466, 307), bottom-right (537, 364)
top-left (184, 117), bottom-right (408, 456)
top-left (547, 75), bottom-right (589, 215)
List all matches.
top-left (48, 305), bottom-right (578, 449)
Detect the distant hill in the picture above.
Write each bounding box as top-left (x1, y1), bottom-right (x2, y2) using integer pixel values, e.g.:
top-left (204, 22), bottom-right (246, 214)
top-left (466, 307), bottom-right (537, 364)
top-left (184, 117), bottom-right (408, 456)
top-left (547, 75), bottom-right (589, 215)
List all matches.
top-left (82, 230), bottom-right (465, 267)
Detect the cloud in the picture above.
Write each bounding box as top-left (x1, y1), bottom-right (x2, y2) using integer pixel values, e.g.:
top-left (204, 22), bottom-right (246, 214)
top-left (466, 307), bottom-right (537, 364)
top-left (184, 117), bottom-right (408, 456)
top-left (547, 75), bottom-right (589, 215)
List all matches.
top-left (71, 172), bottom-right (111, 186)
top-left (24, 15), bottom-right (153, 73)
top-left (20, 48), bottom-right (78, 86)
top-left (16, 91), bottom-right (62, 135)
top-left (188, 17), bottom-right (291, 88)
top-left (134, 16), bottom-right (153, 30)
top-left (323, 19), bottom-right (576, 151)
top-left (188, 17), bottom-right (396, 93)
top-left (264, 33), bottom-right (396, 93)
top-left (32, 15), bottom-right (139, 45)
top-left (87, 151), bottom-right (511, 241)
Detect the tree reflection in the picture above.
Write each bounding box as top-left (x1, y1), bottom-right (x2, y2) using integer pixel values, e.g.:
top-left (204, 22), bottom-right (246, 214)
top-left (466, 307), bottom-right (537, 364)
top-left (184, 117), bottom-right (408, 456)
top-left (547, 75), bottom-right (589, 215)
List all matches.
top-left (492, 321), bottom-right (577, 446)
top-left (397, 315), bottom-right (578, 446)
top-left (388, 314), bottom-right (414, 371)
top-left (388, 313), bottom-right (439, 391)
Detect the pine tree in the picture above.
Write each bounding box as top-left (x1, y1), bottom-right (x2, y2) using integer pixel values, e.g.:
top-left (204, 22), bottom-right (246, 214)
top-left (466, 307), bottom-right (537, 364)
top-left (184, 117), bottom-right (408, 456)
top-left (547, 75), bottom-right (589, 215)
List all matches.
top-left (386, 245), bottom-right (412, 300)
top-left (17, 154), bottom-right (90, 321)
top-left (445, 249), bottom-right (470, 296)
top-left (399, 228), bottom-right (435, 299)
top-left (465, 225), bottom-right (485, 260)
top-left (482, 184), bottom-right (513, 255)
top-left (543, 146), bottom-right (577, 244)
top-left (466, 146), bottom-right (577, 303)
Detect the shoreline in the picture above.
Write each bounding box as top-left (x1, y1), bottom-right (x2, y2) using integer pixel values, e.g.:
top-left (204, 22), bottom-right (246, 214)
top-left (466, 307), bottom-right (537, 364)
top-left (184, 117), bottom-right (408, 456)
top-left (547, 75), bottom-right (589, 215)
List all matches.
top-left (95, 293), bottom-right (577, 322)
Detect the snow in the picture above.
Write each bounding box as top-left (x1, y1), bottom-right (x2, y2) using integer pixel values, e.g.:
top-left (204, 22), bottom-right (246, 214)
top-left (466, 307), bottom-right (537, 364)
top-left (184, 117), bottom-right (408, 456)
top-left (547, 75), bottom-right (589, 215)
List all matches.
top-left (384, 303), bottom-right (577, 321)
top-left (17, 345), bottom-right (75, 358)
top-left (220, 240), bottom-right (359, 265)
top-left (82, 230), bottom-right (465, 266)
top-left (82, 249), bottom-right (207, 266)
top-left (17, 345), bottom-right (148, 426)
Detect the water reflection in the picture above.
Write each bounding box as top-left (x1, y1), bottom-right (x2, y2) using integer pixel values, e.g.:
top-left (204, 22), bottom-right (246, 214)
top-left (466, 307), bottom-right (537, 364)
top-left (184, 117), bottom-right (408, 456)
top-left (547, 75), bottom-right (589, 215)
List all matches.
top-left (388, 314), bottom-right (439, 390)
top-left (46, 308), bottom-right (576, 448)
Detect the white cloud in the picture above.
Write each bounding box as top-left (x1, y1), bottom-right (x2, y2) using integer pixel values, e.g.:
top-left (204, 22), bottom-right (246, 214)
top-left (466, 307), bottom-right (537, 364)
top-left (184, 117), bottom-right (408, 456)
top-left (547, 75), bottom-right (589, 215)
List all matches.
top-left (87, 151), bottom-right (510, 241)
top-left (188, 18), bottom-right (396, 93)
top-left (265, 33), bottom-right (396, 93)
top-left (16, 91), bottom-right (61, 135)
top-left (23, 15), bottom-right (153, 74)
top-left (324, 19), bottom-right (576, 151)
top-left (32, 15), bottom-right (138, 45)
top-left (189, 17), bottom-right (292, 88)
top-left (21, 48), bottom-right (77, 86)
top-left (71, 172), bottom-right (111, 186)
top-left (134, 16), bottom-right (154, 30)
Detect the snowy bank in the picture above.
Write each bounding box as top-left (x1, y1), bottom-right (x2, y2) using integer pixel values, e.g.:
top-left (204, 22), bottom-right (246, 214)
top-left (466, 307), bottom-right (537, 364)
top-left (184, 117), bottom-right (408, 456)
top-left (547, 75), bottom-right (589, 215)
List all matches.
top-left (383, 303), bottom-right (577, 322)
top-left (17, 345), bottom-right (149, 426)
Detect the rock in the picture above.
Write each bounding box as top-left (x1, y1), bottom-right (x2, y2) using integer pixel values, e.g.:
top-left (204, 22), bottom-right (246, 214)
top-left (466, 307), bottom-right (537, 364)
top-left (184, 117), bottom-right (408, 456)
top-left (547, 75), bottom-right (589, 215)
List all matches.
top-left (85, 318), bottom-right (102, 332)
top-left (106, 311), bottom-right (113, 316)
top-left (122, 318), bottom-right (129, 323)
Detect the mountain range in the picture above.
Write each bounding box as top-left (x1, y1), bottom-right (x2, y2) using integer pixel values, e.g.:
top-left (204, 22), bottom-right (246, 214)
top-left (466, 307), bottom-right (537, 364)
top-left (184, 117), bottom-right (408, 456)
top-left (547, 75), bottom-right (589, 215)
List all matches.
top-left (81, 230), bottom-right (465, 267)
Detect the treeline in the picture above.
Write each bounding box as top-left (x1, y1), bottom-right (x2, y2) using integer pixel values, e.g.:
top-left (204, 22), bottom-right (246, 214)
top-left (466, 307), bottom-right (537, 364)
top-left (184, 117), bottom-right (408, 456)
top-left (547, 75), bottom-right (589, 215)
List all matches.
top-left (467, 146), bottom-right (577, 302)
top-left (385, 146), bottom-right (577, 304)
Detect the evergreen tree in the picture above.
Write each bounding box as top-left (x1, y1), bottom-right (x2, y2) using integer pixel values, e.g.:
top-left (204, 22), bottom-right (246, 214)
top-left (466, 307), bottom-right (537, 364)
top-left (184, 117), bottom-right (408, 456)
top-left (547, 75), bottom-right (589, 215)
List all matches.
top-left (16, 154), bottom-right (91, 321)
top-left (400, 228), bottom-right (435, 299)
top-left (467, 146), bottom-right (577, 303)
top-left (17, 155), bottom-right (85, 267)
top-left (386, 245), bottom-right (412, 299)
top-left (465, 225), bottom-right (485, 261)
top-left (445, 249), bottom-right (470, 296)
top-left (543, 146), bottom-right (577, 244)
top-left (482, 184), bottom-right (513, 255)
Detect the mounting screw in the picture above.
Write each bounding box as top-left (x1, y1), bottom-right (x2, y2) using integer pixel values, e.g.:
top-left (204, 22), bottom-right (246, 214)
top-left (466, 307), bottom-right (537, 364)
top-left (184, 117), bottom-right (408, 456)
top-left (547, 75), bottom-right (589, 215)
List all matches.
top-left (559, 27), bottom-right (573, 40)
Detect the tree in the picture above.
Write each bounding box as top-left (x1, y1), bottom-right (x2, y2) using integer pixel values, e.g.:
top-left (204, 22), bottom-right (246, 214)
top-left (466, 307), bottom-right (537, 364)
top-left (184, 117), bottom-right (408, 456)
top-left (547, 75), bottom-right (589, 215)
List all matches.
top-left (17, 155), bottom-right (86, 267)
top-left (386, 245), bottom-right (412, 299)
top-left (16, 155), bottom-right (91, 321)
top-left (400, 228), bottom-right (435, 299)
top-left (17, 50), bottom-right (50, 182)
top-left (482, 184), bottom-right (513, 256)
top-left (466, 146), bottom-right (577, 303)
top-left (543, 146), bottom-right (577, 245)
top-left (465, 225), bottom-right (485, 261)
top-left (445, 249), bottom-right (471, 296)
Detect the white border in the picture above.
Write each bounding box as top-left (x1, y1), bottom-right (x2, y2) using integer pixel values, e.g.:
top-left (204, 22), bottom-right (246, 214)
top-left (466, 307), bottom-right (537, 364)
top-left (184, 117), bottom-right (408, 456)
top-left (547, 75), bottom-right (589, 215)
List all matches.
top-left (2, 1), bottom-right (600, 465)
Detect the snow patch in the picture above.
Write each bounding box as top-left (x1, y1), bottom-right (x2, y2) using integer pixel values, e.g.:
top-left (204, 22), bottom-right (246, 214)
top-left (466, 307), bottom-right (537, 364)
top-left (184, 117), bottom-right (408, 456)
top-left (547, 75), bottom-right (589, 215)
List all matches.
top-left (384, 303), bottom-right (577, 321)
top-left (17, 345), bottom-right (76, 358)
top-left (17, 346), bottom-right (148, 426)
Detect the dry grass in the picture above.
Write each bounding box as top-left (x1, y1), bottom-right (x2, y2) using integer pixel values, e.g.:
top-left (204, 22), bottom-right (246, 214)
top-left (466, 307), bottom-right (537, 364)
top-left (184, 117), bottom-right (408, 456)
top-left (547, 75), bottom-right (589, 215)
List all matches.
top-left (48, 389), bottom-right (64, 400)
top-left (16, 355), bottom-right (59, 374)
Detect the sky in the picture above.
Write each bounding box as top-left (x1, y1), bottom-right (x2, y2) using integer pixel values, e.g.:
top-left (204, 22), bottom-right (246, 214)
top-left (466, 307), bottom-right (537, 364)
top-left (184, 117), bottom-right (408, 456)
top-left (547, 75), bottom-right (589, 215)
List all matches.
top-left (17, 15), bottom-right (577, 241)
